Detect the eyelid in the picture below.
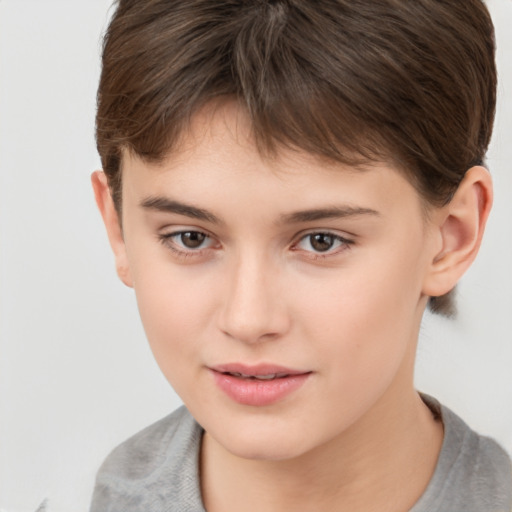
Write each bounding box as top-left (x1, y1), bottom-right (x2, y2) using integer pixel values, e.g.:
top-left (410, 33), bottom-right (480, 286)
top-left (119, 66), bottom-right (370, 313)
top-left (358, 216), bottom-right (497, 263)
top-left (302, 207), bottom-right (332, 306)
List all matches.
top-left (159, 224), bottom-right (214, 239)
top-left (158, 226), bottom-right (220, 257)
top-left (291, 230), bottom-right (355, 258)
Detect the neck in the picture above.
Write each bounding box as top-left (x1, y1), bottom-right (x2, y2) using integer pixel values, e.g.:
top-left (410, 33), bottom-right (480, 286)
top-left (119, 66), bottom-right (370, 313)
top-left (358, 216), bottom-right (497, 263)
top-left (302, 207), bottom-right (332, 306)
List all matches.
top-left (201, 381), bottom-right (443, 512)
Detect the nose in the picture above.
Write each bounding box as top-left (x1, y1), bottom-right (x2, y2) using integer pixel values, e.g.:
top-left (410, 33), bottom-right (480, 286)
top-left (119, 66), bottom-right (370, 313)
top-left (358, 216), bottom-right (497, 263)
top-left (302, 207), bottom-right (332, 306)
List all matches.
top-left (217, 253), bottom-right (291, 344)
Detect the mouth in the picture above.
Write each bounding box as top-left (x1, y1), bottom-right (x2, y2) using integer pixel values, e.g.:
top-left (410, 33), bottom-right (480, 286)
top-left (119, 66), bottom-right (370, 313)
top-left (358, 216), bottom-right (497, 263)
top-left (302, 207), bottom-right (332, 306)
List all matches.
top-left (212, 363), bottom-right (309, 379)
top-left (209, 364), bottom-right (311, 406)
top-left (220, 371), bottom-right (292, 381)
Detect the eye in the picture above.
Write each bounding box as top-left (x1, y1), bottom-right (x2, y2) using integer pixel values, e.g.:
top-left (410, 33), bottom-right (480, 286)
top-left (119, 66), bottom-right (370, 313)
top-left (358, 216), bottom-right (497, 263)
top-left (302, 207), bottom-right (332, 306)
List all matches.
top-left (175, 231), bottom-right (209, 249)
top-left (159, 230), bottom-right (216, 253)
top-left (295, 232), bottom-right (352, 255)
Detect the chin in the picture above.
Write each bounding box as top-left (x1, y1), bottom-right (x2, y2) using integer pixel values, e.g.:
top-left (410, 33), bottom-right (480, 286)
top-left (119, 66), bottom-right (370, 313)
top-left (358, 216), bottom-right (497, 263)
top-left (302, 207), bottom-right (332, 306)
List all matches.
top-left (223, 437), bottom-right (305, 461)
top-left (206, 420), bottom-right (318, 462)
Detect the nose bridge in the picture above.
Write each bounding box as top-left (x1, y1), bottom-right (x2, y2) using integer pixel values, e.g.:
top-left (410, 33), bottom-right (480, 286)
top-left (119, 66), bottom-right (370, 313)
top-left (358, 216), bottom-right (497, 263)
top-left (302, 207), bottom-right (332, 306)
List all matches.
top-left (218, 247), bottom-right (288, 343)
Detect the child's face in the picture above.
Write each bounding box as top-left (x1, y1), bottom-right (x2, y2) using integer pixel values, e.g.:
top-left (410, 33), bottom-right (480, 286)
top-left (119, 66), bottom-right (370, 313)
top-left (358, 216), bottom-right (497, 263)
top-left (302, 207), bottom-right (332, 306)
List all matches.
top-left (107, 102), bottom-right (442, 460)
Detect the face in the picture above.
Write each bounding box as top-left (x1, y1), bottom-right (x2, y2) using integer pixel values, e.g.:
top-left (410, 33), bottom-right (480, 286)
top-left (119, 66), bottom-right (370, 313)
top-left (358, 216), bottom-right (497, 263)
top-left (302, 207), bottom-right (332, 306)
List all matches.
top-left (100, 103), bottom-right (443, 461)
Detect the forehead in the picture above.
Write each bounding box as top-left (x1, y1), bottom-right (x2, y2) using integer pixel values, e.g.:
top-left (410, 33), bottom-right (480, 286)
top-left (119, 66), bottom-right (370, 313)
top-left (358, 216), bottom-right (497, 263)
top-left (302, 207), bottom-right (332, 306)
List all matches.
top-left (125, 100), bottom-right (381, 176)
top-left (120, 101), bottom-right (428, 223)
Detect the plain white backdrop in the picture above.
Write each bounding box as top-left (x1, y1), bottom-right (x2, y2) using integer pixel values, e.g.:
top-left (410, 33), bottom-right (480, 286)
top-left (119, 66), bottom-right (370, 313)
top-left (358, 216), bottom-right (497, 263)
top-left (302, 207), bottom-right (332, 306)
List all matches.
top-left (0, 1), bottom-right (511, 511)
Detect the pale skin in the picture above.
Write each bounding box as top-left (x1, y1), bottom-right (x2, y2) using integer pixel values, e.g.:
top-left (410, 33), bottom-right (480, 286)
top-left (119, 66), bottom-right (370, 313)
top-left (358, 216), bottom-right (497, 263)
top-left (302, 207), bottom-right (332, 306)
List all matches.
top-left (93, 102), bottom-right (492, 512)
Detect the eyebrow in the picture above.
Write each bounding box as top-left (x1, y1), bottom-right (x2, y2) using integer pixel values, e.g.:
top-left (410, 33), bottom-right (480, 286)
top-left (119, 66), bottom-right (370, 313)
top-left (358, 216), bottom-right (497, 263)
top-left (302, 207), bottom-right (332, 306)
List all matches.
top-left (140, 197), bottom-right (222, 224)
top-left (279, 206), bottom-right (380, 224)
top-left (140, 196), bottom-right (380, 225)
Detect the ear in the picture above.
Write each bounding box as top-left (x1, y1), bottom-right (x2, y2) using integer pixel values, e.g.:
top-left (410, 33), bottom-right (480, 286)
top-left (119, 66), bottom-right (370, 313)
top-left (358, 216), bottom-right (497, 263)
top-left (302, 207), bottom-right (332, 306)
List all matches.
top-left (91, 171), bottom-right (133, 288)
top-left (422, 166), bottom-right (493, 298)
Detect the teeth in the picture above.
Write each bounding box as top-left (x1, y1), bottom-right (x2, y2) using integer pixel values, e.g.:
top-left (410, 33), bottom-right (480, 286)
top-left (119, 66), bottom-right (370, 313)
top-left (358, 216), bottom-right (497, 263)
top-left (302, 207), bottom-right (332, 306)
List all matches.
top-left (227, 372), bottom-right (289, 380)
top-left (254, 374), bottom-right (277, 380)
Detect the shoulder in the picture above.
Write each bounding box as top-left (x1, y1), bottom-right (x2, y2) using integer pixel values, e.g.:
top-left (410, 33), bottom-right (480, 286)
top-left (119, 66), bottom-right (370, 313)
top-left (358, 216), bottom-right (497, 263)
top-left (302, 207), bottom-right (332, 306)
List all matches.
top-left (90, 406), bottom-right (205, 512)
top-left (441, 403), bottom-right (512, 505)
top-left (96, 405), bottom-right (198, 480)
top-left (413, 395), bottom-right (512, 512)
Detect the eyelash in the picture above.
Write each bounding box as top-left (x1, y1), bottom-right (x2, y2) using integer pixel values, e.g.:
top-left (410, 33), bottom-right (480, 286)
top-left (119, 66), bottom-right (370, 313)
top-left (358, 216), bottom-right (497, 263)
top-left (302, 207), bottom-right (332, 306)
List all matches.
top-left (292, 232), bottom-right (354, 260)
top-left (158, 230), bottom-right (354, 260)
top-left (158, 230), bottom-right (216, 259)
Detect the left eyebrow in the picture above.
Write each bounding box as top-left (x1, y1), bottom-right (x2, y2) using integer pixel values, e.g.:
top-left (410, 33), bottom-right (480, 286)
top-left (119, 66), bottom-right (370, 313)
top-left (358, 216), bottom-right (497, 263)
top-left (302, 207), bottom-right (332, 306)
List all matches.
top-left (279, 206), bottom-right (380, 224)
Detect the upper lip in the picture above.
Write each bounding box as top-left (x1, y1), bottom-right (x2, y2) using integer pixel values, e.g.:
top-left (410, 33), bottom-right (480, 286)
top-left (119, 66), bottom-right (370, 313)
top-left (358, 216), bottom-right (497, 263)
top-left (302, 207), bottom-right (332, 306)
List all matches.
top-left (210, 363), bottom-right (310, 378)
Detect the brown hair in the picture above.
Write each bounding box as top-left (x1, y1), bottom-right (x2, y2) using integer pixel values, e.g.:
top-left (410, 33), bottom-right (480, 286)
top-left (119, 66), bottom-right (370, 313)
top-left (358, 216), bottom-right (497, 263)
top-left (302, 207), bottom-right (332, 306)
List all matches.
top-left (96, 0), bottom-right (496, 316)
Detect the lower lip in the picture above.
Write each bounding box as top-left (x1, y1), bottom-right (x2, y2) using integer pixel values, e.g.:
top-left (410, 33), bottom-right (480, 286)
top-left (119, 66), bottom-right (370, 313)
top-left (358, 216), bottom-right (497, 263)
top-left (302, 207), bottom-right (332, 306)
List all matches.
top-left (211, 371), bottom-right (310, 406)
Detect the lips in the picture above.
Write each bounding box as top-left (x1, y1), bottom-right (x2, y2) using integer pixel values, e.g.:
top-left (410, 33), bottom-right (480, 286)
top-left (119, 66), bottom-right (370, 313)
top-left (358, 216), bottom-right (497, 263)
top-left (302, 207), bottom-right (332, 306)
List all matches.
top-left (210, 363), bottom-right (311, 406)
top-left (223, 371), bottom-right (289, 380)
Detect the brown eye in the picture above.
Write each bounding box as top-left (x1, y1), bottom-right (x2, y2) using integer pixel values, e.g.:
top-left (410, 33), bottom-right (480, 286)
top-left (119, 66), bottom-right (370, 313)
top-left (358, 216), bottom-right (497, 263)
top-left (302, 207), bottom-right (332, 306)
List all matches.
top-left (309, 233), bottom-right (336, 252)
top-left (159, 229), bottom-right (217, 257)
top-left (180, 231), bottom-right (207, 249)
top-left (295, 231), bottom-right (352, 256)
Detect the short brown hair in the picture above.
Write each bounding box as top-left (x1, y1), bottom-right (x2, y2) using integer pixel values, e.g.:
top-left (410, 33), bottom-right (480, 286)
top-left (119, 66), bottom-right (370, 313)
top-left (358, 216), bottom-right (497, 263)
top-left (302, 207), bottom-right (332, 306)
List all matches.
top-left (96, 0), bottom-right (497, 316)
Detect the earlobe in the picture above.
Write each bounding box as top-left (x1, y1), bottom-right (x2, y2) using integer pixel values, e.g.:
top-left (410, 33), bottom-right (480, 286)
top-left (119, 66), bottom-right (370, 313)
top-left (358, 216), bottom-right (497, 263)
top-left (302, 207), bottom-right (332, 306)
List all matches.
top-left (91, 171), bottom-right (133, 288)
top-left (422, 166), bottom-right (493, 298)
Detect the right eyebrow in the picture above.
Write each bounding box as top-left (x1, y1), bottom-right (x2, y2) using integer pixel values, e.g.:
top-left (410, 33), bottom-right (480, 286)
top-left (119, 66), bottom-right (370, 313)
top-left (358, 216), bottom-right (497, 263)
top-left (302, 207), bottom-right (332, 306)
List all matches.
top-left (140, 197), bottom-right (222, 224)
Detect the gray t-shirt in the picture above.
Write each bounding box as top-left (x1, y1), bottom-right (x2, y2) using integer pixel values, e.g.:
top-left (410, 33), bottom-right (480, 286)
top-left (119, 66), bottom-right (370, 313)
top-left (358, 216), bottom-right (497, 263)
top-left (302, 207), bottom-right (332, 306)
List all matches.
top-left (90, 397), bottom-right (512, 512)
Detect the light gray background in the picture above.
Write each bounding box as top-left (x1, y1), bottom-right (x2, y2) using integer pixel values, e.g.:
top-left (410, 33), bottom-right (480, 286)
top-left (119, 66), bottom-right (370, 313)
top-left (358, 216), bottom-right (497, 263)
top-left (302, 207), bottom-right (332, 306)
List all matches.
top-left (0, 1), bottom-right (511, 511)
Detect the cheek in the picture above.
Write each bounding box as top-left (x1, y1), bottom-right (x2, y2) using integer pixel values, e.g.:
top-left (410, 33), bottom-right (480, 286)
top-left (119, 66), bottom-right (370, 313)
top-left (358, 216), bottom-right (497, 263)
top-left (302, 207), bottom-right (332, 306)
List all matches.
top-left (298, 251), bottom-right (423, 376)
top-left (131, 261), bottom-right (217, 381)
